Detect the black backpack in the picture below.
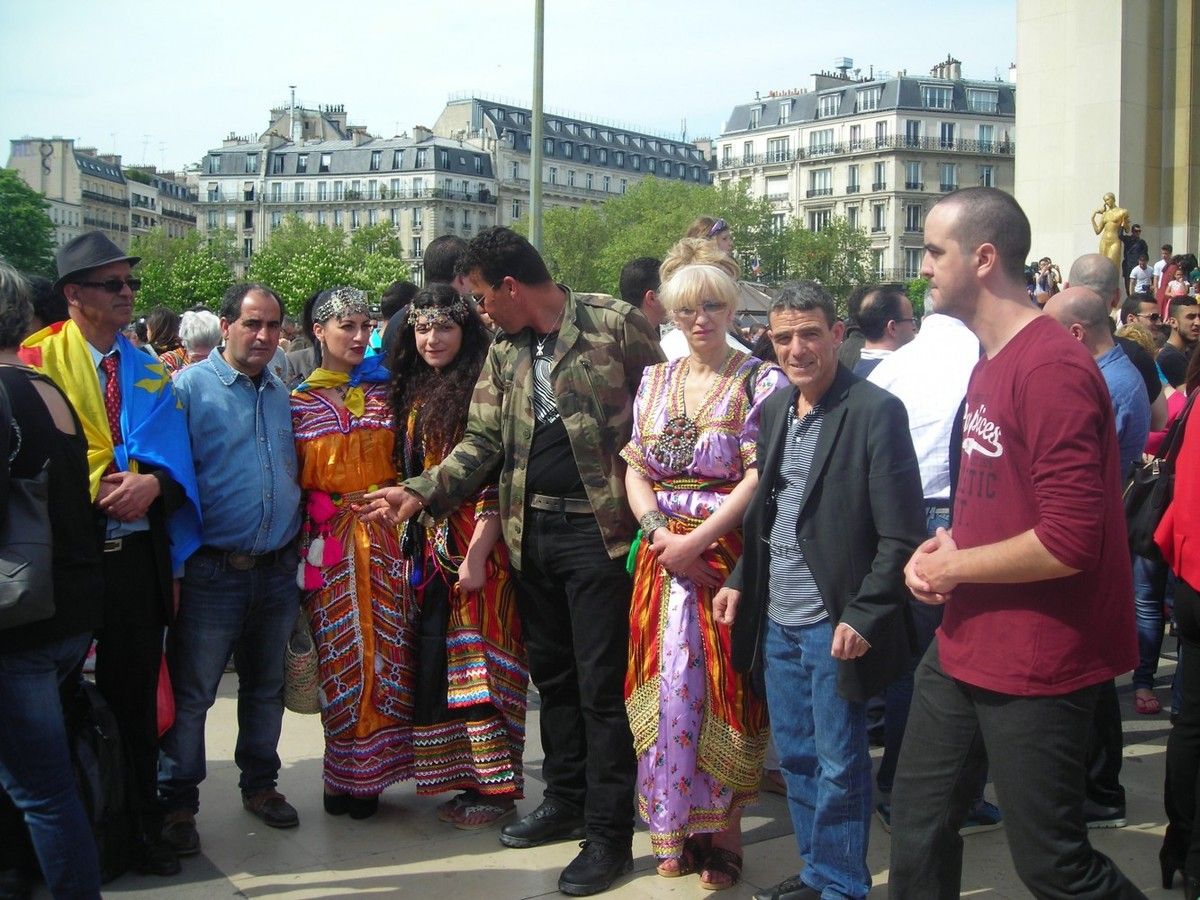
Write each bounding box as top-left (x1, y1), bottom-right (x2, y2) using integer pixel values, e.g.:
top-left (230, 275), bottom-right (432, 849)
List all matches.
top-left (66, 679), bottom-right (134, 883)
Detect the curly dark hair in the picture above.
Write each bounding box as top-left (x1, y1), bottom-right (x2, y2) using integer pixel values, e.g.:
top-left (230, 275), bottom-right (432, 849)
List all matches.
top-left (388, 284), bottom-right (492, 475)
top-left (455, 226), bottom-right (552, 288)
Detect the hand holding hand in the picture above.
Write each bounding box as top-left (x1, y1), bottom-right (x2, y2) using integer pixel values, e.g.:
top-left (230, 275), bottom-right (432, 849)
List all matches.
top-left (905, 527), bottom-right (958, 604)
top-left (96, 471), bottom-right (160, 522)
top-left (650, 528), bottom-right (705, 576)
top-left (358, 486), bottom-right (424, 526)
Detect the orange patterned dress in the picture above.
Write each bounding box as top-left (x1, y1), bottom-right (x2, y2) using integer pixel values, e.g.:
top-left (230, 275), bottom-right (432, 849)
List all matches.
top-left (292, 382), bottom-right (415, 795)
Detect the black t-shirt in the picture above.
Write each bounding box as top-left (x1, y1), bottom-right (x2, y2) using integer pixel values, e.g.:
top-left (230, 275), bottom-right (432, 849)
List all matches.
top-left (524, 331), bottom-right (585, 498)
top-left (1114, 336), bottom-right (1162, 405)
top-left (1158, 342), bottom-right (1194, 389)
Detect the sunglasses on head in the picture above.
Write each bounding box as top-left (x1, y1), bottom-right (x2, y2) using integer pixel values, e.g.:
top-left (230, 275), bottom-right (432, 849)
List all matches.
top-left (76, 277), bottom-right (141, 293)
top-left (707, 218), bottom-right (729, 238)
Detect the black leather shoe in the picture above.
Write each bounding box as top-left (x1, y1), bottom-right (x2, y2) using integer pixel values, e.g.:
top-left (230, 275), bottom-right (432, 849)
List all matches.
top-left (499, 799), bottom-right (586, 849)
top-left (161, 810), bottom-right (201, 856)
top-left (132, 836), bottom-right (182, 876)
top-left (754, 875), bottom-right (821, 900)
top-left (243, 789), bottom-right (300, 828)
top-left (1082, 799), bottom-right (1126, 829)
top-left (324, 792), bottom-right (353, 816)
top-left (557, 840), bottom-right (633, 896)
top-left (348, 795), bottom-right (380, 820)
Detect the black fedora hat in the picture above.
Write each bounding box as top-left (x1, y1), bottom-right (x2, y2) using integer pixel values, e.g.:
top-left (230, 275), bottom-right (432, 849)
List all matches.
top-left (53, 231), bottom-right (141, 294)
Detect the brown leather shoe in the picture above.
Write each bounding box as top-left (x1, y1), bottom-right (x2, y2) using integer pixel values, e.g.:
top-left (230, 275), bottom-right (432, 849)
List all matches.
top-left (242, 789), bottom-right (299, 828)
top-left (161, 809), bottom-right (200, 856)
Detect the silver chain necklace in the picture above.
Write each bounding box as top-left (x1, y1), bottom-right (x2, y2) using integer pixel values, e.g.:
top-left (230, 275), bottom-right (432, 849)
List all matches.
top-left (534, 305), bottom-right (566, 357)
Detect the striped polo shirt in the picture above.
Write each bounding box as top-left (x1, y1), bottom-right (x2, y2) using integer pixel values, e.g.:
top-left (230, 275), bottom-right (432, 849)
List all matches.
top-left (767, 402), bottom-right (828, 626)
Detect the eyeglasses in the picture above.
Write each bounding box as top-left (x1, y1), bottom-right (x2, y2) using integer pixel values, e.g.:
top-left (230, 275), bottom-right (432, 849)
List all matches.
top-left (1139, 312), bottom-right (1163, 322)
top-left (675, 300), bottom-right (730, 320)
top-left (894, 317), bottom-right (916, 325)
top-left (76, 278), bottom-right (141, 293)
top-left (707, 218), bottom-right (729, 238)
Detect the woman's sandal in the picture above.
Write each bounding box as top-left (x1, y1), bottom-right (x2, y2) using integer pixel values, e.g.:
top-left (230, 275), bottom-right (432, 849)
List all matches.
top-left (448, 799), bottom-right (517, 831)
top-left (435, 792), bottom-right (473, 823)
top-left (699, 846), bottom-right (743, 892)
top-left (1135, 692), bottom-right (1162, 715)
top-left (656, 835), bottom-right (706, 878)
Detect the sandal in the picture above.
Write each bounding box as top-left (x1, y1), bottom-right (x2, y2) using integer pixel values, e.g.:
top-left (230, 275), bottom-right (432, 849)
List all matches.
top-left (448, 799), bottom-right (517, 831)
top-left (656, 834), bottom-right (705, 878)
top-left (700, 846), bottom-right (743, 891)
top-left (435, 792), bottom-right (473, 823)
top-left (1135, 692), bottom-right (1162, 715)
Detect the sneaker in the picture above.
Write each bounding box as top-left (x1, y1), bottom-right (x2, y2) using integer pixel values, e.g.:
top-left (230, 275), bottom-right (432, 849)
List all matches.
top-left (1084, 801), bottom-right (1127, 829)
top-left (161, 809), bottom-right (201, 856)
top-left (960, 800), bottom-right (1003, 836)
top-left (875, 800), bottom-right (892, 833)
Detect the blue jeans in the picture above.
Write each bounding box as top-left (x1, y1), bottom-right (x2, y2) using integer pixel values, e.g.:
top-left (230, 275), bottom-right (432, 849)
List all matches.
top-left (1133, 553), bottom-right (1168, 691)
top-left (764, 617), bottom-right (871, 899)
top-left (0, 632), bottom-right (101, 899)
top-left (158, 548), bottom-right (299, 812)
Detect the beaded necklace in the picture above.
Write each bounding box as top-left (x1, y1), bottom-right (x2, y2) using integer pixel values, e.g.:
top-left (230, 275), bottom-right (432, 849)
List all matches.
top-left (649, 351), bottom-right (741, 471)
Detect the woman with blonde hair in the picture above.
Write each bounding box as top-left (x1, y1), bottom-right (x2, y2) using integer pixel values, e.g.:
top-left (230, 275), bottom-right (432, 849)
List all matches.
top-left (623, 261), bottom-right (786, 890)
top-left (685, 217), bottom-right (734, 255)
top-left (659, 240), bottom-right (746, 361)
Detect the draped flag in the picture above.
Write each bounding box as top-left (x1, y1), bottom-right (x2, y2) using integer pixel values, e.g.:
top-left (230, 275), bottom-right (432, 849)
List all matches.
top-left (20, 320), bottom-right (203, 569)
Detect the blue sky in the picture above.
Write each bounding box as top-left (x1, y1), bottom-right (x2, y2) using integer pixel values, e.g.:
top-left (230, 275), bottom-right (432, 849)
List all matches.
top-left (0, 0), bottom-right (1016, 172)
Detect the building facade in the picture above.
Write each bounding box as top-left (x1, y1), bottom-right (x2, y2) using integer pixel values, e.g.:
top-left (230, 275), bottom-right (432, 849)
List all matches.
top-left (8, 137), bottom-right (131, 250)
top-left (1015, 0), bottom-right (1198, 265)
top-left (196, 104), bottom-right (498, 280)
top-left (432, 96), bottom-right (713, 227)
top-left (128, 168), bottom-right (199, 240)
top-left (714, 57), bottom-right (1016, 280)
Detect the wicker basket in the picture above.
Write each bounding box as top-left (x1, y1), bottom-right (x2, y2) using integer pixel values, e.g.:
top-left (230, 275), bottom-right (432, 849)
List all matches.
top-left (283, 608), bottom-right (321, 715)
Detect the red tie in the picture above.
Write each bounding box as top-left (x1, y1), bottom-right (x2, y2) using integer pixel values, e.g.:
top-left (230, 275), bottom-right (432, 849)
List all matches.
top-left (101, 354), bottom-right (123, 473)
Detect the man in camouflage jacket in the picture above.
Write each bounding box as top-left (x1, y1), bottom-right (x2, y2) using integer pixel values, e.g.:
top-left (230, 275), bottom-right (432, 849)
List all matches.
top-left (366, 227), bottom-right (663, 896)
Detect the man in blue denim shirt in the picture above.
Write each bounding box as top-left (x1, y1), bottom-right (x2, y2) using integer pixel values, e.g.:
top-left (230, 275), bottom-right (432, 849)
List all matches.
top-left (158, 283), bottom-right (303, 856)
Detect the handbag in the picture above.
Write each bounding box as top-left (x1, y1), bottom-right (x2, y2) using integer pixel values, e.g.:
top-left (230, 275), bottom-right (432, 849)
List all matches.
top-left (283, 606), bottom-right (321, 714)
top-left (0, 378), bottom-right (55, 630)
top-left (1124, 391), bottom-right (1198, 562)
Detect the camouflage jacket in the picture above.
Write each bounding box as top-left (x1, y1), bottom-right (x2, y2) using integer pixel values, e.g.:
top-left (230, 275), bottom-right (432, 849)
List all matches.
top-left (404, 287), bottom-right (665, 571)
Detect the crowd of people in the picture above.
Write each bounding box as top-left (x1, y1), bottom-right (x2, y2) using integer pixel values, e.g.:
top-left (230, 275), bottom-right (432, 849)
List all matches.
top-left (1, 190), bottom-right (1199, 900)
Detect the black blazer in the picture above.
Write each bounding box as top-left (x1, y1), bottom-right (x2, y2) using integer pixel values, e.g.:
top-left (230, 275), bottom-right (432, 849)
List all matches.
top-left (727, 364), bottom-right (926, 702)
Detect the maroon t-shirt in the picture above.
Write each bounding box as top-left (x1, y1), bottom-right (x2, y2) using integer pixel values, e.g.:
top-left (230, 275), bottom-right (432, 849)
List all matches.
top-left (940, 316), bottom-right (1138, 696)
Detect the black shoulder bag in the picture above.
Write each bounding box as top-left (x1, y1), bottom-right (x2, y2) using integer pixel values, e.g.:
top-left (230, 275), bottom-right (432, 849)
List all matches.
top-left (1124, 391), bottom-right (1198, 563)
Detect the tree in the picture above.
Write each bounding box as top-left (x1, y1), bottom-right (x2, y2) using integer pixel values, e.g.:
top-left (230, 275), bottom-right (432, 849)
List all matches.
top-left (247, 217), bottom-right (409, 313)
top-left (776, 217), bottom-right (872, 312)
top-left (0, 169), bottom-right (56, 277)
top-left (129, 228), bottom-right (236, 311)
top-left (905, 277), bottom-right (930, 317)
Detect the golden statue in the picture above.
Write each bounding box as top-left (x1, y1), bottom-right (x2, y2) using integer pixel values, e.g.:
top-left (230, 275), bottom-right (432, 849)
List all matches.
top-left (1091, 193), bottom-right (1130, 271)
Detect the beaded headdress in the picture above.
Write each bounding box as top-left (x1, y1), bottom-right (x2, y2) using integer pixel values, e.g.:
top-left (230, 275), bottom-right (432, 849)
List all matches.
top-left (313, 287), bottom-right (370, 323)
top-left (407, 296), bottom-right (472, 328)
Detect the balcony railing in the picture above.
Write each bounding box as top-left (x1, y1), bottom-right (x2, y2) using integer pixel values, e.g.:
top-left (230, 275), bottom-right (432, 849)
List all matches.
top-left (161, 208), bottom-right (197, 224)
top-left (905, 181), bottom-right (924, 190)
top-left (82, 189), bottom-right (130, 209)
top-left (846, 184), bottom-right (860, 194)
top-left (872, 182), bottom-right (887, 191)
top-left (82, 216), bottom-right (129, 233)
top-left (904, 225), bottom-right (923, 233)
top-left (939, 183), bottom-right (958, 192)
top-left (870, 225), bottom-right (887, 233)
top-left (717, 135), bottom-right (1014, 171)
top-left (806, 187), bottom-right (833, 198)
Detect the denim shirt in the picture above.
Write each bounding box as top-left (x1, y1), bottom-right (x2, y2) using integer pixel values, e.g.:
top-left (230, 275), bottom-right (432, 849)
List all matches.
top-left (173, 347), bottom-right (301, 553)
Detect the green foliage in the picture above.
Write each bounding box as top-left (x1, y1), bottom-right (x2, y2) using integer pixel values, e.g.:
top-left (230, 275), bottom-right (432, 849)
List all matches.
top-left (905, 277), bottom-right (930, 317)
top-left (519, 177), bottom-right (871, 305)
top-left (123, 168), bottom-right (155, 186)
top-left (129, 228), bottom-right (236, 312)
top-left (247, 216), bottom-right (409, 313)
top-left (0, 169), bottom-right (56, 277)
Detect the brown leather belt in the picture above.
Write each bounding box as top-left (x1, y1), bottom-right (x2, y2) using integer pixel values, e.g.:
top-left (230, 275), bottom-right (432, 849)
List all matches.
top-left (527, 493), bottom-right (593, 515)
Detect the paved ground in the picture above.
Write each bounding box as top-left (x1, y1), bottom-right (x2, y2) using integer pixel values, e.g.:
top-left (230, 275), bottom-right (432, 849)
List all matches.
top-left (72, 660), bottom-right (1180, 899)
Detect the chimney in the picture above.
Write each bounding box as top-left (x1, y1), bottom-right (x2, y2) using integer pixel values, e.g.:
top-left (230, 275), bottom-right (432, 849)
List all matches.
top-left (412, 125), bottom-right (433, 143)
top-left (346, 125), bottom-right (371, 146)
top-left (1008, 62), bottom-right (1017, 84)
top-left (949, 58), bottom-right (962, 79)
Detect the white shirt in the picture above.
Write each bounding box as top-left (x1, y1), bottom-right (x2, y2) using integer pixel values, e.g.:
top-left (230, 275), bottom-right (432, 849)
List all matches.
top-left (1130, 264), bottom-right (1153, 292)
top-left (1153, 258), bottom-right (1169, 287)
top-left (866, 314), bottom-right (980, 500)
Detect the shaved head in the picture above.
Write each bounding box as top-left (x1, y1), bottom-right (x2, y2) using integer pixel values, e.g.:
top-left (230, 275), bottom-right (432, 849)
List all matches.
top-left (1044, 286), bottom-right (1110, 331)
top-left (931, 187), bottom-right (1031, 282)
top-left (1067, 254), bottom-right (1122, 307)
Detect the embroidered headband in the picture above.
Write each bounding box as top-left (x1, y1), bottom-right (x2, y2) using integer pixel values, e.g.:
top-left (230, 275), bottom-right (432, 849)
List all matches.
top-left (313, 287), bottom-right (370, 323)
top-left (407, 296), bottom-right (472, 328)
top-left (707, 218), bottom-right (729, 238)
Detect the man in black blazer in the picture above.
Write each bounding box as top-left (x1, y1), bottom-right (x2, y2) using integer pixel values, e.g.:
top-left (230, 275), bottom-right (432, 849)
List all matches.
top-left (714, 281), bottom-right (925, 900)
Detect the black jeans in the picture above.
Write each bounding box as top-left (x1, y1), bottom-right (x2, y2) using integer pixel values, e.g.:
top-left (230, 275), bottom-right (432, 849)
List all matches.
top-left (1166, 577), bottom-right (1200, 874)
top-left (516, 508), bottom-right (636, 848)
top-left (1084, 679), bottom-right (1126, 810)
top-left (889, 640), bottom-right (1143, 899)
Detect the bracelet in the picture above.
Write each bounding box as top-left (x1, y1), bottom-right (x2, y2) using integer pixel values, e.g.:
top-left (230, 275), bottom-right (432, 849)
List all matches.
top-left (639, 510), bottom-right (669, 534)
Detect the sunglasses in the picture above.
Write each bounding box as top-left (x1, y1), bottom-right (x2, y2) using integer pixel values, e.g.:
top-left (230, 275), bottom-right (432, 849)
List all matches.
top-left (76, 278), bottom-right (141, 293)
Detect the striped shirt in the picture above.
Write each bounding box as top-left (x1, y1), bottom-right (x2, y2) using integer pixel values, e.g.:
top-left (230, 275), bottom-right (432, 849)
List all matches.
top-left (767, 403), bottom-right (828, 626)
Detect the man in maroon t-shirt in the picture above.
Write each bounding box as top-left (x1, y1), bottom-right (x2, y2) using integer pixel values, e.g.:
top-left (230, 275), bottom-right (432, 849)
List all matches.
top-left (887, 188), bottom-right (1141, 898)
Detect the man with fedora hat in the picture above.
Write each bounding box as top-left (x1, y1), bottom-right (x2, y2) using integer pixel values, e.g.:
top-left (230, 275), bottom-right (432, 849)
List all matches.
top-left (20, 231), bottom-right (202, 876)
